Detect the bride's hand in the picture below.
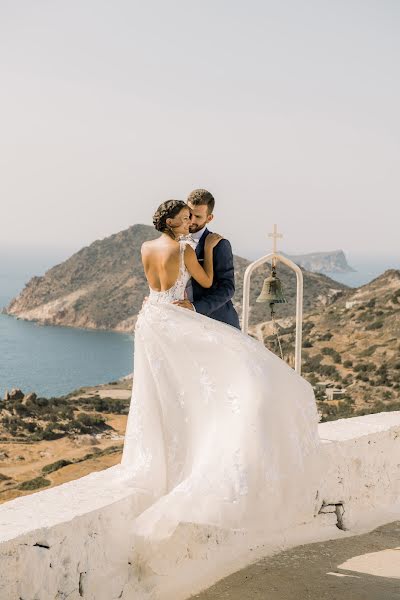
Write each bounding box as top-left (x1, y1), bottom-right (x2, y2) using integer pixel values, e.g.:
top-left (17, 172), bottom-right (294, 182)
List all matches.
top-left (205, 233), bottom-right (224, 250)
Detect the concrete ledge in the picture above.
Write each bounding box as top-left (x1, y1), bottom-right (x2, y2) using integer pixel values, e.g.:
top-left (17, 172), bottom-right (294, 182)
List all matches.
top-left (318, 412), bottom-right (400, 530)
top-left (319, 411), bottom-right (400, 441)
top-left (0, 412), bottom-right (399, 599)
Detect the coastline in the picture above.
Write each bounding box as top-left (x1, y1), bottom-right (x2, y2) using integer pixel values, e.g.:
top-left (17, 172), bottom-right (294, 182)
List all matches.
top-left (0, 312), bottom-right (134, 399)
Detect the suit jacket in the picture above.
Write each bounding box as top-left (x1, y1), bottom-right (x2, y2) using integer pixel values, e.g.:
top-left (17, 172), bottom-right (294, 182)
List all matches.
top-left (192, 229), bottom-right (240, 329)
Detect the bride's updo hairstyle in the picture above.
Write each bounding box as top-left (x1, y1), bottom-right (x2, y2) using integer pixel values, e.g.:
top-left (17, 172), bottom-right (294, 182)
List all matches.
top-left (153, 200), bottom-right (188, 239)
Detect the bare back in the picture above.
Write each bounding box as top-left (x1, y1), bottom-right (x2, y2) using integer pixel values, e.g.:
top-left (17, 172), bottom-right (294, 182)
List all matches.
top-left (141, 237), bottom-right (181, 292)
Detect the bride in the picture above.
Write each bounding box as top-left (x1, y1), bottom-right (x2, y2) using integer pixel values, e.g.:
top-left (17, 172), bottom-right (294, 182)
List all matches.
top-left (119, 199), bottom-right (321, 547)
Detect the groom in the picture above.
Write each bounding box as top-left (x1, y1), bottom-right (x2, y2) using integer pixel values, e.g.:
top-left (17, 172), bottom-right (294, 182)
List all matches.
top-left (173, 188), bottom-right (240, 329)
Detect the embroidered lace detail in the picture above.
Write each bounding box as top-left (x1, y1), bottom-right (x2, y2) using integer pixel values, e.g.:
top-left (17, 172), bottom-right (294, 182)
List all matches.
top-left (199, 367), bottom-right (216, 404)
top-left (226, 387), bottom-right (241, 414)
top-left (147, 239), bottom-right (194, 306)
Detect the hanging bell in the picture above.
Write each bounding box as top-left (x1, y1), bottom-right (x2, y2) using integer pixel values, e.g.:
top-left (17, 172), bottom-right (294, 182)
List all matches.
top-left (256, 264), bottom-right (287, 304)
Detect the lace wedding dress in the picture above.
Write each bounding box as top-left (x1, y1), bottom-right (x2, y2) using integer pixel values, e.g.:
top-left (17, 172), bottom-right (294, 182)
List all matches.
top-left (119, 239), bottom-right (321, 550)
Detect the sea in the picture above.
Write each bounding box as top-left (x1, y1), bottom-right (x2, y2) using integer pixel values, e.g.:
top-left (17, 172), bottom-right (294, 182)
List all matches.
top-left (321, 254), bottom-right (398, 288)
top-left (0, 246), bottom-right (134, 399)
top-left (0, 247), bottom-right (397, 399)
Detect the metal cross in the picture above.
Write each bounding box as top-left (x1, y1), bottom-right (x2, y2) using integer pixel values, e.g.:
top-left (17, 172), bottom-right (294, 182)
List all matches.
top-left (268, 224), bottom-right (283, 254)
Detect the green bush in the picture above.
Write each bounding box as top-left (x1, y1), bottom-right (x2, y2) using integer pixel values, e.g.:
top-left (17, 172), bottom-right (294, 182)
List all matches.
top-left (356, 372), bottom-right (369, 382)
top-left (321, 347), bottom-right (342, 363)
top-left (366, 320), bottom-right (383, 330)
top-left (319, 332), bottom-right (333, 341)
top-left (354, 362), bottom-right (375, 372)
top-left (18, 476), bottom-right (51, 491)
top-left (67, 412), bottom-right (109, 434)
top-left (279, 324), bottom-right (295, 335)
top-left (306, 373), bottom-right (318, 386)
top-left (14, 404), bottom-right (31, 417)
top-left (30, 397), bottom-right (50, 408)
top-left (318, 364), bottom-right (339, 378)
top-left (42, 429), bottom-right (63, 440)
top-left (319, 400), bottom-right (355, 422)
top-left (76, 445), bottom-right (122, 463)
top-left (303, 353), bottom-right (322, 371)
top-left (391, 290), bottom-right (400, 304)
top-left (355, 399), bottom-right (400, 416)
top-left (24, 422), bottom-right (37, 433)
top-left (75, 397), bottom-right (128, 414)
top-left (42, 459), bottom-right (72, 474)
top-left (76, 413), bottom-right (106, 427)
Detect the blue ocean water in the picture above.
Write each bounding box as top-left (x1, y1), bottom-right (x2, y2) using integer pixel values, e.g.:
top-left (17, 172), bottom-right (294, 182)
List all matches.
top-left (0, 247), bottom-right (134, 398)
top-left (323, 254), bottom-right (398, 288)
top-left (0, 310), bottom-right (133, 399)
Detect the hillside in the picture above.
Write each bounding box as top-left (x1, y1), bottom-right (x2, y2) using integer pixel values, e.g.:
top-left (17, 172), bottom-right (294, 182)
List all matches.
top-left (252, 269), bottom-right (400, 421)
top-left (2, 224), bottom-right (349, 330)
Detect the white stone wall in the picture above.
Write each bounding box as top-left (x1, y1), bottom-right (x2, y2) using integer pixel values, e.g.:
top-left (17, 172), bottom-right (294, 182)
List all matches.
top-left (318, 412), bottom-right (400, 529)
top-left (1, 411), bottom-right (399, 600)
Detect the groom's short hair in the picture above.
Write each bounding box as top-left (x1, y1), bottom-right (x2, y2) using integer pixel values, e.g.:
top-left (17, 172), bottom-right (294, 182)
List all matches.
top-left (187, 189), bottom-right (215, 215)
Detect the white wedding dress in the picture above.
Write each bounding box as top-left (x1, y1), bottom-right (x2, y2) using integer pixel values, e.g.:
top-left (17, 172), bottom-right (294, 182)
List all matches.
top-left (119, 239), bottom-right (321, 552)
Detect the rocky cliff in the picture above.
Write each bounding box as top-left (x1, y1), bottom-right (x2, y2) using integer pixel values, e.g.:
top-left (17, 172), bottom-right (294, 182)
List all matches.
top-left (282, 250), bottom-right (355, 273)
top-left (3, 224), bottom-right (350, 331)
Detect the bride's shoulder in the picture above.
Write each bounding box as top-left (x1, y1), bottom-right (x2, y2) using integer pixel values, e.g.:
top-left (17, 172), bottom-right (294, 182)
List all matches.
top-left (141, 238), bottom-right (162, 252)
top-left (142, 238), bottom-right (180, 260)
top-left (141, 240), bottom-right (152, 255)
top-left (141, 239), bottom-right (160, 260)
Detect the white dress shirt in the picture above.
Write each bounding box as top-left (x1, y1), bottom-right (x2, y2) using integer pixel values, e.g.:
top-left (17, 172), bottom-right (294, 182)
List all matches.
top-left (185, 225), bottom-right (207, 302)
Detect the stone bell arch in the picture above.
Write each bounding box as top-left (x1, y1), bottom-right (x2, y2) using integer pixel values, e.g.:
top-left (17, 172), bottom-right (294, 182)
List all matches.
top-left (241, 225), bottom-right (304, 375)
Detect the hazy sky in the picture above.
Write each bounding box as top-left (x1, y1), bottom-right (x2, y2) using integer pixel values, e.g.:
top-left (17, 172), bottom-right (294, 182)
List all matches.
top-left (1, 1), bottom-right (399, 261)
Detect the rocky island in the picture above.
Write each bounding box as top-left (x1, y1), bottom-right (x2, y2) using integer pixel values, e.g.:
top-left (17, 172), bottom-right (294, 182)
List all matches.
top-left (282, 249), bottom-right (355, 273)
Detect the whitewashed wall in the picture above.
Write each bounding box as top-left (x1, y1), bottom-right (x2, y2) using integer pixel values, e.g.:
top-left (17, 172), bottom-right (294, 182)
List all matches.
top-left (1, 411), bottom-right (400, 600)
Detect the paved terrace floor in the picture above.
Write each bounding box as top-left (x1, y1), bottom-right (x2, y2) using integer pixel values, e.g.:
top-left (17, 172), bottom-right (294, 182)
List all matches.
top-left (191, 521), bottom-right (400, 600)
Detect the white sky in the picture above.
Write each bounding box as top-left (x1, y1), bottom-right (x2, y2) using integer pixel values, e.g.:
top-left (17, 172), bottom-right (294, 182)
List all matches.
top-left (0, 1), bottom-right (399, 261)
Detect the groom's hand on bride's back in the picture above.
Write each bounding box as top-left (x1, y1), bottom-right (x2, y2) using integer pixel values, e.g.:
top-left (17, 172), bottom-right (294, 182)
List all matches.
top-left (173, 299), bottom-right (195, 311)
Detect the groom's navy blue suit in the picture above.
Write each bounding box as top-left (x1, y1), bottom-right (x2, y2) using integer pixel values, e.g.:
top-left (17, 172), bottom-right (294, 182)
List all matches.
top-left (192, 229), bottom-right (240, 329)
